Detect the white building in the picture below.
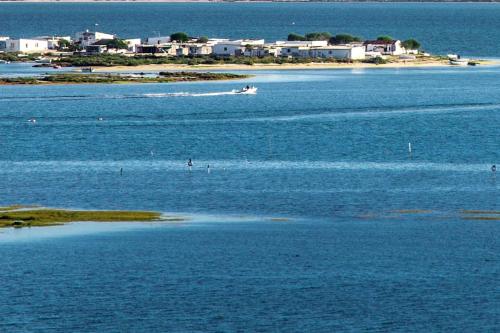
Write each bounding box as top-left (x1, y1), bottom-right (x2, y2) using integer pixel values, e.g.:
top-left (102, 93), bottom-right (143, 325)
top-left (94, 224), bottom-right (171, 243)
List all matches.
top-left (310, 45), bottom-right (365, 60)
top-left (174, 45), bottom-right (189, 56)
top-left (364, 40), bottom-right (404, 56)
top-left (0, 37), bottom-right (9, 51)
top-left (75, 30), bottom-right (115, 47)
top-left (3, 39), bottom-right (49, 53)
top-left (35, 36), bottom-right (72, 50)
top-left (279, 46), bottom-right (311, 58)
top-left (243, 44), bottom-right (280, 57)
top-left (186, 43), bottom-right (213, 56)
top-left (146, 36), bottom-right (171, 45)
top-left (212, 39), bottom-right (265, 56)
top-left (207, 38), bottom-right (229, 45)
top-left (275, 40), bottom-right (328, 48)
top-left (124, 38), bottom-right (141, 53)
top-left (273, 40), bottom-right (329, 57)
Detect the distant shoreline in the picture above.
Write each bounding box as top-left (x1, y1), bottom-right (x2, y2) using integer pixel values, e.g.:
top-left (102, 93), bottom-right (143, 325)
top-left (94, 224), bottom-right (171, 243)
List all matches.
top-left (92, 59), bottom-right (495, 72)
top-left (3, 1), bottom-right (500, 3)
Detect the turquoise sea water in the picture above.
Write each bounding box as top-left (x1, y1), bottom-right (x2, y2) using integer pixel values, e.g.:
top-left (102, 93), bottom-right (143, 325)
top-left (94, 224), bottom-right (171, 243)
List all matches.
top-left (0, 63), bottom-right (498, 332)
top-left (0, 4), bottom-right (499, 332)
top-left (2, 2), bottom-right (500, 56)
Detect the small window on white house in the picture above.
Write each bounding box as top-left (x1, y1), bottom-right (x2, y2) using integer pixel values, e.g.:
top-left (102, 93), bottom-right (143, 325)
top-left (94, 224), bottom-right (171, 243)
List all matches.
top-left (224, 47), bottom-right (227, 51)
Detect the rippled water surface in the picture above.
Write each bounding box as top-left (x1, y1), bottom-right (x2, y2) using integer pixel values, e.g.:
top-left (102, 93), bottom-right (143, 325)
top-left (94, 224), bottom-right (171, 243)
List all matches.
top-left (0, 61), bottom-right (499, 330)
top-left (3, 3), bottom-right (500, 56)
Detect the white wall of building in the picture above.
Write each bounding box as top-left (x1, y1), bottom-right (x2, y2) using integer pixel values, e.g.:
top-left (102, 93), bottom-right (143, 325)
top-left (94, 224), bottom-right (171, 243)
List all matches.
top-left (213, 39), bottom-right (265, 56)
top-left (279, 46), bottom-right (311, 58)
top-left (310, 45), bottom-right (365, 60)
top-left (124, 38), bottom-right (141, 52)
top-left (275, 40), bottom-right (328, 48)
top-left (213, 43), bottom-right (244, 56)
top-left (187, 44), bottom-right (212, 56)
top-left (146, 36), bottom-right (171, 45)
top-left (40, 37), bottom-right (71, 50)
top-left (4, 39), bottom-right (49, 53)
top-left (364, 40), bottom-right (404, 56)
top-left (75, 31), bottom-right (115, 47)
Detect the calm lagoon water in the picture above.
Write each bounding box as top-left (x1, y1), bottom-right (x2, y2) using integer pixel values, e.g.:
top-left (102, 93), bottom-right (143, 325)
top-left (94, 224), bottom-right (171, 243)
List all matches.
top-left (0, 63), bottom-right (498, 332)
top-left (0, 3), bottom-right (500, 331)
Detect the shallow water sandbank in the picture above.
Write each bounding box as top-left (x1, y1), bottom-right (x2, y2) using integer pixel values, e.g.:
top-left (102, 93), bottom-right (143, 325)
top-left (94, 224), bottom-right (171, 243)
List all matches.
top-left (0, 206), bottom-right (183, 228)
top-left (0, 72), bottom-right (250, 86)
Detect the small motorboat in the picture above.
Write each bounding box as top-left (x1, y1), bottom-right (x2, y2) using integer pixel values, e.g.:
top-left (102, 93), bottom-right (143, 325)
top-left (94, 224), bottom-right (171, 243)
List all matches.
top-left (233, 86), bottom-right (257, 94)
top-left (35, 57), bottom-right (51, 64)
top-left (0, 60), bottom-right (10, 64)
top-left (32, 63), bottom-right (53, 68)
top-left (81, 67), bottom-right (94, 73)
top-left (450, 59), bottom-right (469, 66)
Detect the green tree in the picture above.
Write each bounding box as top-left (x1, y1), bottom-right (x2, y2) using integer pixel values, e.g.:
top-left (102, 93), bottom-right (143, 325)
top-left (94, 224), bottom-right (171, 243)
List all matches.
top-left (197, 36), bottom-right (209, 43)
top-left (369, 56), bottom-right (387, 65)
top-left (57, 39), bottom-right (71, 50)
top-left (402, 39), bottom-right (421, 50)
top-left (329, 34), bottom-right (362, 45)
top-left (170, 32), bottom-right (189, 43)
top-left (106, 38), bottom-right (129, 50)
top-left (287, 33), bottom-right (305, 41)
top-left (305, 32), bottom-right (331, 41)
top-left (377, 35), bottom-right (394, 42)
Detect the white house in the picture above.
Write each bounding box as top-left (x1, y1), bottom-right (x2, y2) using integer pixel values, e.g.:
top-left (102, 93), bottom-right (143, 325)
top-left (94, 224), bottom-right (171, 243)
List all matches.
top-left (207, 38), bottom-right (229, 45)
top-left (364, 40), bottom-right (404, 56)
top-left (279, 46), bottom-right (311, 58)
top-left (274, 40), bottom-right (328, 48)
top-left (35, 36), bottom-right (71, 50)
top-left (186, 43), bottom-right (213, 56)
top-left (310, 45), bottom-right (365, 60)
top-left (124, 38), bottom-right (141, 53)
top-left (75, 30), bottom-right (115, 47)
top-left (243, 44), bottom-right (280, 57)
top-left (272, 40), bottom-right (329, 57)
top-left (146, 36), bottom-right (171, 45)
top-left (173, 45), bottom-right (189, 56)
top-left (0, 37), bottom-right (9, 51)
top-left (212, 39), bottom-right (265, 56)
top-left (3, 39), bottom-right (49, 53)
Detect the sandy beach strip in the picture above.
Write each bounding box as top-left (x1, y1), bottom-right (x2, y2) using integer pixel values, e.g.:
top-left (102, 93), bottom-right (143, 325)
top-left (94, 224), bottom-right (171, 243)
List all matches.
top-left (92, 59), bottom-right (497, 72)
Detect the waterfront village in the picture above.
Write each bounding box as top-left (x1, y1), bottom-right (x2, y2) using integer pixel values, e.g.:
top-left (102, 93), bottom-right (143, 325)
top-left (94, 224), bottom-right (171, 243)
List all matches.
top-left (0, 30), bottom-right (432, 64)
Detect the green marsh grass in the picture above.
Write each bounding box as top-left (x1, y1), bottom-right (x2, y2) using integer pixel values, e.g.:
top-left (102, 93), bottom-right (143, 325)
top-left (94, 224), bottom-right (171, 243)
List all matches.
top-left (0, 208), bottom-right (165, 228)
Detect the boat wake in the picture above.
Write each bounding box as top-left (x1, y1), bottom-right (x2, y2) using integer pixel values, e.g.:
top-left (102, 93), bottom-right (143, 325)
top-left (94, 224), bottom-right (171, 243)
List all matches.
top-left (2, 90), bottom-right (250, 102)
top-left (142, 91), bottom-right (241, 98)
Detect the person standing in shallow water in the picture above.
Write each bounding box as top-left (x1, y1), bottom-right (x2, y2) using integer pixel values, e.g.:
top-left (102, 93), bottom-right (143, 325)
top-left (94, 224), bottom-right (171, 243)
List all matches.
top-left (187, 158), bottom-right (193, 171)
